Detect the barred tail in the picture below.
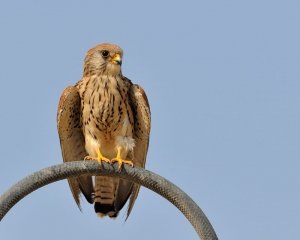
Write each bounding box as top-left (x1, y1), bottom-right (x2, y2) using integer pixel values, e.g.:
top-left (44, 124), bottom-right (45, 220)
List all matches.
top-left (94, 176), bottom-right (118, 218)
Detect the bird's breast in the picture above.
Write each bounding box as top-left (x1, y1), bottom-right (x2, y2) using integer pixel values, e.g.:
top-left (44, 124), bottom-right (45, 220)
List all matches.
top-left (80, 75), bottom-right (133, 139)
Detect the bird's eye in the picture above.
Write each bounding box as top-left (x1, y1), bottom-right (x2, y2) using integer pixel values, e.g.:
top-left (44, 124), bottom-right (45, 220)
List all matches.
top-left (101, 50), bottom-right (109, 58)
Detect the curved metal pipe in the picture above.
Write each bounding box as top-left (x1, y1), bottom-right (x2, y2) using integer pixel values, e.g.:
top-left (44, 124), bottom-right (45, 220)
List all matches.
top-left (0, 161), bottom-right (218, 240)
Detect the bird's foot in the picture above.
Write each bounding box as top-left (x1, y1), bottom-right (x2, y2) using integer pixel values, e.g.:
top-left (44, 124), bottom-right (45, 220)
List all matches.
top-left (111, 158), bottom-right (134, 171)
top-left (111, 147), bottom-right (133, 171)
top-left (84, 148), bottom-right (111, 165)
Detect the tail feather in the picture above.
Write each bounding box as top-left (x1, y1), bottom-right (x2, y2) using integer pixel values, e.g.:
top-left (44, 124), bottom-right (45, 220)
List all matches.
top-left (94, 176), bottom-right (118, 217)
top-left (94, 203), bottom-right (118, 218)
top-left (94, 175), bottom-right (133, 218)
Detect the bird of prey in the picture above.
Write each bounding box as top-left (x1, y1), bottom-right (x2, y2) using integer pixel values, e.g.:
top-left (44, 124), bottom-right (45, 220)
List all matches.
top-left (57, 43), bottom-right (151, 218)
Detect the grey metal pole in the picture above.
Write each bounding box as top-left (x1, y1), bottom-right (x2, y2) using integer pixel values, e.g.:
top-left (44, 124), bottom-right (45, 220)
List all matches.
top-left (0, 161), bottom-right (218, 240)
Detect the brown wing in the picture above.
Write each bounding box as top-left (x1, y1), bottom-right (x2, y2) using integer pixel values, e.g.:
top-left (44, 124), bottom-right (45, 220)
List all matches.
top-left (57, 86), bottom-right (94, 209)
top-left (126, 84), bottom-right (151, 218)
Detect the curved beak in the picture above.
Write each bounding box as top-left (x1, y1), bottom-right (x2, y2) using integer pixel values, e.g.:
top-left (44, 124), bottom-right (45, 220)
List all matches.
top-left (111, 53), bottom-right (122, 65)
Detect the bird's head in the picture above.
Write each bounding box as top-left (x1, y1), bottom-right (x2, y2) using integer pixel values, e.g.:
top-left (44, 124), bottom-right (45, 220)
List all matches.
top-left (83, 43), bottom-right (123, 77)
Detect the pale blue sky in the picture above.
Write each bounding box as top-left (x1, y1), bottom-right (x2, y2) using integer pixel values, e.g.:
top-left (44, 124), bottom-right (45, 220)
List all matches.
top-left (0, 1), bottom-right (299, 239)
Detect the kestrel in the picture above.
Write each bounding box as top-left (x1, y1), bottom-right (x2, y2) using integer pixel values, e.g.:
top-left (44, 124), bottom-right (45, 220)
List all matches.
top-left (57, 43), bottom-right (151, 218)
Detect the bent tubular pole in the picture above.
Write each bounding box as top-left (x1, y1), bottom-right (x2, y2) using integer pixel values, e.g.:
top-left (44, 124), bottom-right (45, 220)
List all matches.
top-left (0, 161), bottom-right (218, 240)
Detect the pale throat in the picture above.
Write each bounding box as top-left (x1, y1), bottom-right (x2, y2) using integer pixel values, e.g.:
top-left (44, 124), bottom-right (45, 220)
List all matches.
top-left (104, 63), bottom-right (121, 76)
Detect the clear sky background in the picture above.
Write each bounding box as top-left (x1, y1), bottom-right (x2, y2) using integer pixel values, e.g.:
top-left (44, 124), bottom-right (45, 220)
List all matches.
top-left (0, 1), bottom-right (299, 239)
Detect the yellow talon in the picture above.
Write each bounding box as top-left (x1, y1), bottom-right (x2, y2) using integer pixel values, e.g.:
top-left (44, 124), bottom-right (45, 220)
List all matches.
top-left (111, 147), bottom-right (134, 171)
top-left (84, 148), bottom-right (111, 164)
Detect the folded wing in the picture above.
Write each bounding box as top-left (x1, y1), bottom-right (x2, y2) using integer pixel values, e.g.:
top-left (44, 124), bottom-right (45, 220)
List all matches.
top-left (57, 86), bottom-right (94, 209)
top-left (127, 84), bottom-right (151, 218)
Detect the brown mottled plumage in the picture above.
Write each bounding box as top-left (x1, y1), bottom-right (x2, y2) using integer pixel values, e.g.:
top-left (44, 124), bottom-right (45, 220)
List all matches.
top-left (57, 43), bottom-right (151, 218)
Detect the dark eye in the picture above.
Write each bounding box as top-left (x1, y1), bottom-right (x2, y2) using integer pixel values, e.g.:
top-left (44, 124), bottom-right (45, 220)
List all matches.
top-left (101, 50), bottom-right (109, 58)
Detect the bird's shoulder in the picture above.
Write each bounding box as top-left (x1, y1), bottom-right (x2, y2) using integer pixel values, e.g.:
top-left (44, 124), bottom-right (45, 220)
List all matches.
top-left (121, 76), bottom-right (133, 89)
top-left (122, 76), bottom-right (148, 99)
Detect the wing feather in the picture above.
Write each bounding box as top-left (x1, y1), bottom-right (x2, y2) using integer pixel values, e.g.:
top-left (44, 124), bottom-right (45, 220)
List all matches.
top-left (57, 86), bottom-right (94, 208)
top-left (126, 84), bottom-right (151, 218)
